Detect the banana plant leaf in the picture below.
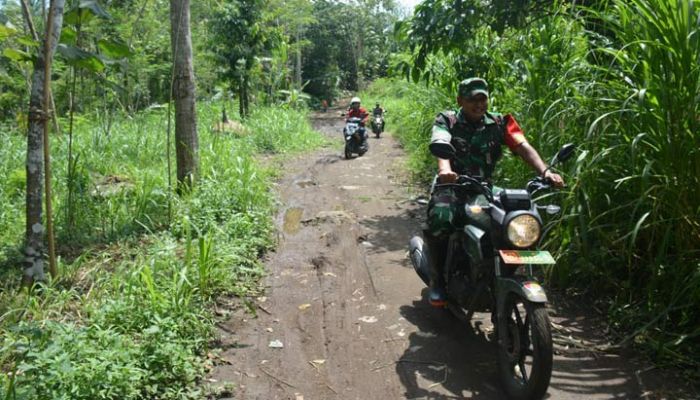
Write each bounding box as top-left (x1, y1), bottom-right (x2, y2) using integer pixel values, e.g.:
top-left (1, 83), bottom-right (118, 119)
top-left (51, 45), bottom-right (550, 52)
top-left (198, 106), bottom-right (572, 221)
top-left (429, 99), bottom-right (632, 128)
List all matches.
top-left (57, 43), bottom-right (105, 72)
top-left (64, 0), bottom-right (112, 25)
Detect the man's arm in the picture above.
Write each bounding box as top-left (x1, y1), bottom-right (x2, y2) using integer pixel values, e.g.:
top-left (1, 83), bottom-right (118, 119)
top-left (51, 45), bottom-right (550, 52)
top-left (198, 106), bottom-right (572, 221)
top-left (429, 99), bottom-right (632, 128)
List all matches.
top-left (360, 108), bottom-right (370, 124)
top-left (512, 143), bottom-right (564, 187)
top-left (437, 157), bottom-right (457, 183)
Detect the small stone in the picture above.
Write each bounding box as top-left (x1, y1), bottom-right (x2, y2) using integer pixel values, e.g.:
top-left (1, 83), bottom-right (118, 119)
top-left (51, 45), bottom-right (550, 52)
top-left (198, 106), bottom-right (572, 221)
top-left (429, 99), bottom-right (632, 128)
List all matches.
top-left (268, 340), bottom-right (284, 348)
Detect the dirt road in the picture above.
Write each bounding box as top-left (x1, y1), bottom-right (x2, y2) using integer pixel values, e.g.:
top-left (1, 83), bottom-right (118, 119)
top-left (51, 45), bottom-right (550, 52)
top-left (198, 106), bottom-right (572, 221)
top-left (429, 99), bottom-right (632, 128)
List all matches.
top-left (208, 112), bottom-right (688, 399)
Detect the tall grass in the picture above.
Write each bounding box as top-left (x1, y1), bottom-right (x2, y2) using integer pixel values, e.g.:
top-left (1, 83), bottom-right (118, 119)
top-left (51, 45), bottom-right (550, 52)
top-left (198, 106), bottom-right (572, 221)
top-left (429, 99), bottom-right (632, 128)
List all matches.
top-left (0, 102), bottom-right (324, 398)
top-left (573, 0), bottom-right (700, 364)
top-left (375, 0), bottom-right (699, 368)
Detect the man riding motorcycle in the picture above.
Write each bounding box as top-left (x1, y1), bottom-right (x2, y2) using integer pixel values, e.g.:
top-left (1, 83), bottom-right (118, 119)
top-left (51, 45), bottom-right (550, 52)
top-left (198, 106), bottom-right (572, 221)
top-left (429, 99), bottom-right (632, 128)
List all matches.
top-left (372, 103), bottom-right (386, 132)
top-left (425, 77), bottom-right (564, 306)
top-left (345, 97), bottom-right (370, 142)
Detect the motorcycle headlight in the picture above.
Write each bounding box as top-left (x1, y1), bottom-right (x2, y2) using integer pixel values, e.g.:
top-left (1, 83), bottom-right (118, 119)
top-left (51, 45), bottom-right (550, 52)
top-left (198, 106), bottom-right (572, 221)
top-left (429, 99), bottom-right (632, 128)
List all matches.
top-left (506, 214), bottom-right (541, 248)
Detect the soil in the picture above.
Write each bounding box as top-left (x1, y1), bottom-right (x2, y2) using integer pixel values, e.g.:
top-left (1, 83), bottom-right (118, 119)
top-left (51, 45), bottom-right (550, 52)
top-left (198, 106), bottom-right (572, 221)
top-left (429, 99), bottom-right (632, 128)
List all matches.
top-left (207, 110), bottom-right (697, 400)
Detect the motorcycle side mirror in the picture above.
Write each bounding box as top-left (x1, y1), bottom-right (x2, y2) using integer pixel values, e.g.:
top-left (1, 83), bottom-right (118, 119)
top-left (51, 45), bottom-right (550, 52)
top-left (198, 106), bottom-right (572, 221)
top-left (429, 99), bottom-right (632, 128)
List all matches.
top-left (551, 143), bottom-right (576, 166)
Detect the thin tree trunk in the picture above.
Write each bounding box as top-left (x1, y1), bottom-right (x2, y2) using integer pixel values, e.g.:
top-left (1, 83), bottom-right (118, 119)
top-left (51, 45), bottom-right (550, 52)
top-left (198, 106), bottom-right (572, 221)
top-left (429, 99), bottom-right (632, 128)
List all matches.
top-left (20, 0), bottom-right (60, 134)
top-left (239, 82), bottom-right (244, 118)
top-left (25, 0), bottom-right (65, 284)
top-left (243, 75), bottom-right (249, 118)
top-left (169, 0), bottom-right (199, 190)
top-left (295, 28), bottom-right (302, 88)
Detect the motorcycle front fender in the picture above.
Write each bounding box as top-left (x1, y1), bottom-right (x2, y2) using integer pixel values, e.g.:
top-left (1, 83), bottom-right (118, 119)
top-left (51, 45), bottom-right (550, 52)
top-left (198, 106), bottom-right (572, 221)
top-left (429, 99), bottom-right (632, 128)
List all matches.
top-left (495, 275), bottom-right (548, 305)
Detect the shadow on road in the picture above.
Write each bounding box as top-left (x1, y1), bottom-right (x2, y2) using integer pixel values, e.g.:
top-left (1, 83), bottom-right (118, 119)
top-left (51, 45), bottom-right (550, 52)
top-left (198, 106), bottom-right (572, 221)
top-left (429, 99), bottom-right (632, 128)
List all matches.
top-left (360, 208), bottom-right (423, 265)
top-left (396, 290), bottom-right (653, 399)
top-left (396, 293), bottom-right (506, 399)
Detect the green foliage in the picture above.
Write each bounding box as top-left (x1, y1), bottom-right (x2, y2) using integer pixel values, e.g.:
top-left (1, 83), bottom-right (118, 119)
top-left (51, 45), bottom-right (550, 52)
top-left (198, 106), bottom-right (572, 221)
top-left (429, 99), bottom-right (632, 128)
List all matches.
top-left (210, 0), bottom-right (274, 118)
top-left (302, 0), bottom-right (400, 100)
top-left (388, 0), bottom-right (700, 369)
top-left (0, 102), bottom-right (324, 399)
top-left (244, 106), bottom-right (326, 153)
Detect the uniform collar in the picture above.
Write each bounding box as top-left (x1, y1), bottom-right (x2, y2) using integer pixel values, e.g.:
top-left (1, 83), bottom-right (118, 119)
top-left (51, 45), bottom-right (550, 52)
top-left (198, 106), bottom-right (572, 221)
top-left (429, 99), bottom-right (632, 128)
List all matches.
top-left (457, 109), bottom-right (496, 125)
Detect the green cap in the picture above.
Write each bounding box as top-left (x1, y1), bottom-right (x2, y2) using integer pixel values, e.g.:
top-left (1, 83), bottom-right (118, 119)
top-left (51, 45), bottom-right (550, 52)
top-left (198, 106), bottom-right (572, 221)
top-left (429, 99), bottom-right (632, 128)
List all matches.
top-left (458, 77), bottom-right (489, 99)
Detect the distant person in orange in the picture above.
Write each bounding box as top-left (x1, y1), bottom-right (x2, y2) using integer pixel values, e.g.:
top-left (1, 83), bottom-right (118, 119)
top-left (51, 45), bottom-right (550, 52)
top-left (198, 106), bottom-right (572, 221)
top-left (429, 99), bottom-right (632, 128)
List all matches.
top-left (344, 96), bottom-right (369, 146)
top-left (321, 99), bottom-right (328, 112)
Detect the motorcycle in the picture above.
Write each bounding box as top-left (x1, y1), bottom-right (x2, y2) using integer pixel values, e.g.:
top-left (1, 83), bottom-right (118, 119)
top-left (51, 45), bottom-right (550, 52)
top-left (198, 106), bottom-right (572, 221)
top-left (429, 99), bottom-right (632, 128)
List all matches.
top-left (408, 143), bottom-right (576, 400)
top-left (371, 114), bottom-right (384, 138)
top-left (343, 116), bottom-right (368, 159)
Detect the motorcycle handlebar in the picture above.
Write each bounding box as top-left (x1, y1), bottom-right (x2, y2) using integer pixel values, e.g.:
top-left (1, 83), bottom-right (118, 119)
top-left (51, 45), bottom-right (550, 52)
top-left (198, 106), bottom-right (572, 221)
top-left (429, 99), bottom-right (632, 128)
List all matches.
top-left (433, 175), bottom-right (494, 201)
top-left (527, 176), bottom-right (567, 195)
top-left (433, 174), bottom-right (563, 199)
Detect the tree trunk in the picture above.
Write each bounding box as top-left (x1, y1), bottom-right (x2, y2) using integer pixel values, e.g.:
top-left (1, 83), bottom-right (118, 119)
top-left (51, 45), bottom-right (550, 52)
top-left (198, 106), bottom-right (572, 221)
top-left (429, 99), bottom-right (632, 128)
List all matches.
top-left (243, 75), bottom-right (249, 118)
top-left (295, 28), bottom-right (302, 88)
top-left (239, 82), bottom-right (245, 118)
top-left (25, 0), bottom-right (65, 284)
top-left (170, 0), bottom-right (199, 190)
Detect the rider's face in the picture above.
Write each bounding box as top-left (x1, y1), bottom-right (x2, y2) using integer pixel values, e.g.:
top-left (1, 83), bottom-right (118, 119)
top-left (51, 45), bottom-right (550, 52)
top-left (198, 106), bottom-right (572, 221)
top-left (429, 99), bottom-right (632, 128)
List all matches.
top-left (351, 102), bottom-right (360, 109)
top-left (458, 94), bottom-right (488, 122)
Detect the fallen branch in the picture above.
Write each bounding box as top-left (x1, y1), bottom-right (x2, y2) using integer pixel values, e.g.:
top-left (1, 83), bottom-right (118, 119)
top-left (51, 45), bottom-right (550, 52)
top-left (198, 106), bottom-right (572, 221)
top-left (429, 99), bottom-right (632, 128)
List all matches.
top-left (259, 367), bottom-right (296, 388)
top-left (257, 304), bottom-right (272, 315)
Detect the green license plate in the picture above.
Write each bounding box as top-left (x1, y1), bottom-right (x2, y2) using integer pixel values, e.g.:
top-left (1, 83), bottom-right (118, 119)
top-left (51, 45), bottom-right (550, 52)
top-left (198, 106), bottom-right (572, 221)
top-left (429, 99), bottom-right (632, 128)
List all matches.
top-left (499, 250), bottom-right (555, 265)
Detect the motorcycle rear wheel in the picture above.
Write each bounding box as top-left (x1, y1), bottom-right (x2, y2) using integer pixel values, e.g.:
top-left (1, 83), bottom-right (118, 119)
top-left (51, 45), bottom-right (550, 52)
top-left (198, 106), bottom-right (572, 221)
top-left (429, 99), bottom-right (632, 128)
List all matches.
top-left (497, 294), bottom-right (552, 400)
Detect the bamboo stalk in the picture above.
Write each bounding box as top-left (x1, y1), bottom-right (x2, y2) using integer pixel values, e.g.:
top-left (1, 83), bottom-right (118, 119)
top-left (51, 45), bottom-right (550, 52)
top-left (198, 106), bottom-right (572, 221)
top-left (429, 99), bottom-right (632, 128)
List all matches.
top-left (42, 0), bottom-right (58, 278)
top-left (20, 0), bottom-right (60, 134)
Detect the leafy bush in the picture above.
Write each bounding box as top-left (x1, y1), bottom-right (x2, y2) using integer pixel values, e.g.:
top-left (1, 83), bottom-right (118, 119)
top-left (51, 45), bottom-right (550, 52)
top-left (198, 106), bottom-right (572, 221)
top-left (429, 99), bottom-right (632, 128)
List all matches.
top-left (0, 102), bottom-right (323, 398)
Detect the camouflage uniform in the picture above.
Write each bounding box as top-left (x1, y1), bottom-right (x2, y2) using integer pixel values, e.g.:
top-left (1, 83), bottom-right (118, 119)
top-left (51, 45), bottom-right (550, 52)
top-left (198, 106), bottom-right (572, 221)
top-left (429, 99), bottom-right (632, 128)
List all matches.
top-left (423, 77), bottom-right (527, 306)
top-left (427, 110), bottom-right (515, 237)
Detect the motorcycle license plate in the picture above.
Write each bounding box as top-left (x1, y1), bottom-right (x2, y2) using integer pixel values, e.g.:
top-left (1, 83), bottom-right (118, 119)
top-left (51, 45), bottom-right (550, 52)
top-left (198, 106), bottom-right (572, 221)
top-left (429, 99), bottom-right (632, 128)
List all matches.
top-left (499, 250), bottom-right (555, 265)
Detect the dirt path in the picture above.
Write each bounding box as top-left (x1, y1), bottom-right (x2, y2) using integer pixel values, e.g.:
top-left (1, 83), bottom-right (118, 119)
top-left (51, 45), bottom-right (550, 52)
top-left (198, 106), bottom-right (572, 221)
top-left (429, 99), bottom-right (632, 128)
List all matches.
top-left (208, 111), bottom-right (691, 400)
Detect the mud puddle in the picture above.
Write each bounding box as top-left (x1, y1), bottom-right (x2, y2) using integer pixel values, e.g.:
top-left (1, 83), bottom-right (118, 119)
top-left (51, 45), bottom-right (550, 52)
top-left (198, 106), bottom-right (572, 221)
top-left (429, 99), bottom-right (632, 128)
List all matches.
top-left (282, 207), bottom-right (304, 234)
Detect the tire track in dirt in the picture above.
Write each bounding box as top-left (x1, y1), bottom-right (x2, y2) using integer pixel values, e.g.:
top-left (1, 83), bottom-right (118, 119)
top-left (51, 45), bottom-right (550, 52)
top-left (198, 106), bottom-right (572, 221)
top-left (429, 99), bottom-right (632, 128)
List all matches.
top-left (207, 111), bottom-right (694, 400)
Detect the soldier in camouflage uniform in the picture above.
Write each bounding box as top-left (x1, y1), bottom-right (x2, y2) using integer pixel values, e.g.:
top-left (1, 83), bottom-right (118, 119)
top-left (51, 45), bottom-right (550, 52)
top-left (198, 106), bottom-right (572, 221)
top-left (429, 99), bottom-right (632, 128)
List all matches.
top-left (425, 77), bottom-right (564, 307)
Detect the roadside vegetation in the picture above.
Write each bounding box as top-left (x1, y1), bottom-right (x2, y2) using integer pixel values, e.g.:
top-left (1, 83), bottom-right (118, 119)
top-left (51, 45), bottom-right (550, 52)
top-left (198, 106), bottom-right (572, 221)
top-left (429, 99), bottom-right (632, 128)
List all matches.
top-left (0, 0), bottom-right (392, 397)
top-left (365, 0), bottom-right (699, 372)
top-left (0, 102), bottom-right (325, 399)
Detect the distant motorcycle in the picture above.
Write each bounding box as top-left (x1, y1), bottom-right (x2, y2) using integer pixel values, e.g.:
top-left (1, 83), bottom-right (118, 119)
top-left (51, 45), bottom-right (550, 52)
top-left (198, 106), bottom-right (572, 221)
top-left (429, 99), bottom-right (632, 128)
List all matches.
top-left (409, 144), bottom-right (576, 400)
top-left (371, 114), bottom-right (384, 138)
top-left (343, 116), bottom-right (368, 159)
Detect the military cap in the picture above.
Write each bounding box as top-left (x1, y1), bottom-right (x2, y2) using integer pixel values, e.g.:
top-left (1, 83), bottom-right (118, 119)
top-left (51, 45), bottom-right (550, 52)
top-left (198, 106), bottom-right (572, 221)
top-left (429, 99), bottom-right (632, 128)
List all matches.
top-left (458, 77), bottom-right (489, 99)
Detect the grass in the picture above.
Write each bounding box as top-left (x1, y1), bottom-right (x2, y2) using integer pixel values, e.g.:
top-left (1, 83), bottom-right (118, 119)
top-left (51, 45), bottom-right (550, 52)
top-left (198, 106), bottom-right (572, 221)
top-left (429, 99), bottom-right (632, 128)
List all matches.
top-left (372, 0), bottom-right (700, 371)
top-left (0, 102), bottom-right (324, 399)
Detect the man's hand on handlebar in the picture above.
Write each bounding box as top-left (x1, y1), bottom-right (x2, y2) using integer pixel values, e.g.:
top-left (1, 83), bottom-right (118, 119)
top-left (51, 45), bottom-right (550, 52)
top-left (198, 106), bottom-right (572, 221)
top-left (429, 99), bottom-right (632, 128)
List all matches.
top-left (543, 170), bottom-right (565, 188)
top-left (438, 168), bottom-right (458, 183)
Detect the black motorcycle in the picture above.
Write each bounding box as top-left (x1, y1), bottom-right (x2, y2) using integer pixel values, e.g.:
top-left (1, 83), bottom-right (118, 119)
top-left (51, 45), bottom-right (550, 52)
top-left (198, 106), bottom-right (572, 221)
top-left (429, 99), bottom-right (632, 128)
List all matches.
top-left (371, 114), bottom-right (384, 138)
top-left (409, 143), bottom-right (576, 400)
top-left (343, 116), bottom-right (368, 159)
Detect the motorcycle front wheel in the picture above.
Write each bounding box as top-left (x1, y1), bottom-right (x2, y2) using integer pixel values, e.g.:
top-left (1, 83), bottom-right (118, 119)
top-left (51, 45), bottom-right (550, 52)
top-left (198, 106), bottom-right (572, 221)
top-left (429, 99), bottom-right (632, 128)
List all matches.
top-left (344, 144), bottom-right (352, 159)
top-left (497, 294), bottom-right (552, 400)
